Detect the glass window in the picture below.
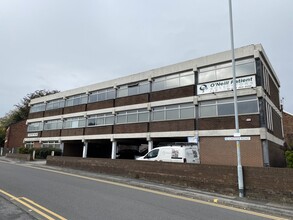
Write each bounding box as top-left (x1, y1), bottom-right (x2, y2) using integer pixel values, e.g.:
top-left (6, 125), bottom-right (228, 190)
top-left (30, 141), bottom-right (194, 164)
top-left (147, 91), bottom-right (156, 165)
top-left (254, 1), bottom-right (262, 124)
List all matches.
top-left (180, 105), bottom-right (195, 119)
top-left (117, 86), bottom-right (128, 98)
top-left (138, 111), bottom-right (149, 122)
top-left (87, 113), bottom-right (114, 126)
top-left (152, 71), bottom-right (194, 92)
top-left (28, 122), bottom-right (43, 132)
top-left (198, 59), bottom-right (255, 83)
top-left (30, 103), bottom-right (46, 113)
top-left (116, 112), bottom-right (127, 124)
top-left (89, 88), bottom-right (116, 103)
top-left (218, 103), bottom-right (234, 116)
top-left (46, 99), bottom-right (64, 110)
top-left (180, 72), bottom-right (194, 86)
top-left (139, 82), bottom-right (150, 94)
top-left (44, 120), bottom-right (62, 130)
top-left (63, 117), bottom-right (85, 129)
top-left (200, 105), bottom-right (217, 117)
top-left (65, 94), bottom-right (87, 107)
top-left (146, 149), bottom-right (159, 158)
top-left (199, 95), bottom-right (258, 118)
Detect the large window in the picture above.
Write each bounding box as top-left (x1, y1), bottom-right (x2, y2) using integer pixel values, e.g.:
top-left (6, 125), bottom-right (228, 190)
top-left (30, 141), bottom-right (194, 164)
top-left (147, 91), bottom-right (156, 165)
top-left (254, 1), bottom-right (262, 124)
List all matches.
top-left (30, 103), bottom-right (46, 113)
top-left (63, 117), bottom-right (86, 129)
top-left (87, 113), bottom-right (114, 126)
top-left (44, 120), bottom-right (62, 130)
top-left (25, 142), bottom-right (34, 148)
top-left (199, 95), bottom-right (259, 118)
top-left (46, 99), bottom-right (65, 111)
top-left (89, 88), bottom-right (115, 103)
top-left (152, 103), bottom-right (195, 121)
top-left (42, 141), bottom-right (60, 149)
top-left (152, 71), bottom-right (194, 92)
top-left (65, 94), bottom-right (88, 107)
top-left (117, 81), bottom-right (150, 98)
top-left (116, 109), bottom-right (149, 124)
top-left (198, 59), bottom-right (255, 83)
top-left (27, 122), bottom-right (43, 132)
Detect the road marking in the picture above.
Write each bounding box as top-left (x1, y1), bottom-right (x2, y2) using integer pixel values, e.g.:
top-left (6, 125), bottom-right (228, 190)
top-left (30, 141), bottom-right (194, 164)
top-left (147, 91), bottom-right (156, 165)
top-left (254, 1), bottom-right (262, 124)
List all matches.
top-left (0, 189), bottom-right (66, 220)
top-left (17, 164), bottom-right (289, 220)
top-left (0, 160), bottom-right (288, 220)
top-left (21, 197), bottom-right (66, 220)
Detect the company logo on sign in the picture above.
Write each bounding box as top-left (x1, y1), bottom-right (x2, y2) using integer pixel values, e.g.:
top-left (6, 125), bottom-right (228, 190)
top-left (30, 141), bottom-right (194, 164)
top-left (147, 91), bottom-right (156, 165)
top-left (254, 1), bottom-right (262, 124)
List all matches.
top-left (197, 76), bottom-right (256, 95)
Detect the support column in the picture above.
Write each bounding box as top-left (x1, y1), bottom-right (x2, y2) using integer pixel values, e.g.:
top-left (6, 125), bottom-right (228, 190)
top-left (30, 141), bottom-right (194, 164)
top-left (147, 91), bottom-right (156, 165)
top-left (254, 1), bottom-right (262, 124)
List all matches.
top-left (148, 140), bottom-right (153, 152)
top-left (111, 140), bottom-right (117, 159)
top-left (82, 141), bottom-right (88, 158)
top-left (0, 147), bottom-right (3, 156)
top-left (60, 142), bottom-right (64, 155)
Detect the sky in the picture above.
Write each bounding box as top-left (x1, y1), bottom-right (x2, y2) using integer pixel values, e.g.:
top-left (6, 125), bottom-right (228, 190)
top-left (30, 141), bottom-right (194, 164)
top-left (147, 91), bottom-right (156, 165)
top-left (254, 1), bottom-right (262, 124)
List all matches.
top-left (1, 0), bottom-right (292, 117)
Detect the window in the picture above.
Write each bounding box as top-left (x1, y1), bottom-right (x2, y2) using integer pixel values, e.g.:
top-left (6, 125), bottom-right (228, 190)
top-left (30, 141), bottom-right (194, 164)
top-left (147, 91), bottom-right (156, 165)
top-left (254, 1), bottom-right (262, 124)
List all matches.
top-left (65, 94), bottom-right (88, 107)
top-left (46, 99), bottom-right (65, 110)
top-left (116, 109), bottom-right (149, 124)
top-left (117, 81), bottom-right (150, 98)
top-left (199, 95), bottom-right (259, 118)
top-left (44, 120), bottom-right (62, 130)
top-left (145, 149), bottom-right (159, 158)
top-left (25, 142), bottom-right (34, 148)
top-left (198, 59), bottom-right (255, 83)
top-left (87, 113), bottom-right (114, 127)
top-left (27, 122), bottom-right (43, 132)
top-left (30, 103), bottom-right (46, 113)
top-left (152, 103), bottom-right (195, 121)
top-left (42, 141), bottom-right (60, 149)
top-left (89, 88), bottom-right (115, 103)
top-left (63, 117), bottom-right (86, 129)
top-left (152, 71), bottom-right (194, 92)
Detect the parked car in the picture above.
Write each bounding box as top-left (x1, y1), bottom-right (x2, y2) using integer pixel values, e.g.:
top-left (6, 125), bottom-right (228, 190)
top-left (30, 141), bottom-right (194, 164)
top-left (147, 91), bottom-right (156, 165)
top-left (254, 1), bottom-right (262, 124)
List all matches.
top-left (136, 144), bottom-right (200, 164)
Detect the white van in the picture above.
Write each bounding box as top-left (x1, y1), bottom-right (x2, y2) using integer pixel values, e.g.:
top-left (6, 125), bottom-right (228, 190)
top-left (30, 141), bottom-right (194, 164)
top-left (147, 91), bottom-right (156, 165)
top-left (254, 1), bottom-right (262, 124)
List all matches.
top-left (136, 144), bottom-right (200, 164)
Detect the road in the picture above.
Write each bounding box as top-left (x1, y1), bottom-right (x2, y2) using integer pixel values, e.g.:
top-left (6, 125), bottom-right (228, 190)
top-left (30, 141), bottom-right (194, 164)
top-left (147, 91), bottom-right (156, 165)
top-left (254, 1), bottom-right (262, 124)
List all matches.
top-left (0, 160), bottom-right (284, 220)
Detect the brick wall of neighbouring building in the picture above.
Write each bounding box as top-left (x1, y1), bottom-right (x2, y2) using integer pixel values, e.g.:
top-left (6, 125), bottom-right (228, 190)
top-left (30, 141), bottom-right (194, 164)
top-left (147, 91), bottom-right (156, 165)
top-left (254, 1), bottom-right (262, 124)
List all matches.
top-left (283, 111), bottom-right (293, 149)
top-left (200, 136), bottom-right (264, 167)
top-left (4, 120), bottom-right (27, 148)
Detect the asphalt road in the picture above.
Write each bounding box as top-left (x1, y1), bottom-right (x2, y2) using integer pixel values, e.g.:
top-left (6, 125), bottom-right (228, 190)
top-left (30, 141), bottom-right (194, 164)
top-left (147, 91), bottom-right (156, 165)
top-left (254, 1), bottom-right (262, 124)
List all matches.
top-left (0, 161), bottom-right (281, 220)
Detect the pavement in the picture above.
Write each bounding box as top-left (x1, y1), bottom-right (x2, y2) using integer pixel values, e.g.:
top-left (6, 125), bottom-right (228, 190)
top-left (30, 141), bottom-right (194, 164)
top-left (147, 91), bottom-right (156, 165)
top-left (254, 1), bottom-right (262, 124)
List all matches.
top-left (1, 156), bottom-right (293, 220)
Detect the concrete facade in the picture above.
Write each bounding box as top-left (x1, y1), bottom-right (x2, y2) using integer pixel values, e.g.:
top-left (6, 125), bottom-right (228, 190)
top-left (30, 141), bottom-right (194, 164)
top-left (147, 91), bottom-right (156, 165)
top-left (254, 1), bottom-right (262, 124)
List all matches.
top-left (25, 44), bottom-right (285, 167)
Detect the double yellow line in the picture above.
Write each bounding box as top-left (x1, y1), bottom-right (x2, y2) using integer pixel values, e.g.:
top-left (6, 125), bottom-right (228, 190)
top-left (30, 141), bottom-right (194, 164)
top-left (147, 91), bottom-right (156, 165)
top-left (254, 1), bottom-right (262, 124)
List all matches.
top-left (0, 189), bottom-right (66, 220)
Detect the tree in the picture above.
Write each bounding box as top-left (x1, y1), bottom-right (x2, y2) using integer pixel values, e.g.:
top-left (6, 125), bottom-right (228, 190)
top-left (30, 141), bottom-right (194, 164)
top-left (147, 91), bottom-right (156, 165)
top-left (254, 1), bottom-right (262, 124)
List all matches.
top-left (0, 89), bottom-right (59, 147)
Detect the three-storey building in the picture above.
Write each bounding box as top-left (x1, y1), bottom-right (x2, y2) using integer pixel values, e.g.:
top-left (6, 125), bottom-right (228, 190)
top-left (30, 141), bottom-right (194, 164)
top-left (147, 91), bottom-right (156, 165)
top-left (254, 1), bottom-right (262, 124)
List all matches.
top-left (25, 44), bottom-right (285, 167)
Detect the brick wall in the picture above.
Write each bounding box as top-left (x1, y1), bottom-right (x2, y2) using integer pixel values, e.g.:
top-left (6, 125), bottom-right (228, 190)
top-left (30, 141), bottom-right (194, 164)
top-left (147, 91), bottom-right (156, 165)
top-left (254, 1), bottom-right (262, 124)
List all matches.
top-left (46, 156), bottom-right (293, 203)
top-left (283, 111), bottom-right (293, 149)
top-left (63, 104), bottom-right (86, 114)
top-left (199, 115), bottom-right (260, 130)
top-left (5, 120), bottom-right (27, 148)
top-left (200, 136), bottom-right (264, 167)
top-left (115, 94), bottom-right (149, 106)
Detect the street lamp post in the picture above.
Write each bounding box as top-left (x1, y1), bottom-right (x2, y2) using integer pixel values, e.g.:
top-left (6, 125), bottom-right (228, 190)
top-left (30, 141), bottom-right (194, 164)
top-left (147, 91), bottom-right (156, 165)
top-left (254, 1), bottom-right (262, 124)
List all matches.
top-left (228, 0), bottom-right (244, 197)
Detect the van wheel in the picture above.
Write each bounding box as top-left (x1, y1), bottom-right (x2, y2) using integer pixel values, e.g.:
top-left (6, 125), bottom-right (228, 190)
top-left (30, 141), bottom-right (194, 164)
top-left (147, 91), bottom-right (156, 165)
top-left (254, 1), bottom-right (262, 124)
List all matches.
top-left (183, 158), bottom-right (187, 163)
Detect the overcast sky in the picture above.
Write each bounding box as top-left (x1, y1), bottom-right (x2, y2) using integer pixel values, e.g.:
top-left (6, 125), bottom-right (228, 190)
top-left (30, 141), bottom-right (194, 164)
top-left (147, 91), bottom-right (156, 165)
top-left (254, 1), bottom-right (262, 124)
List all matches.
top-left (1, 0), bottom-right (292, 117)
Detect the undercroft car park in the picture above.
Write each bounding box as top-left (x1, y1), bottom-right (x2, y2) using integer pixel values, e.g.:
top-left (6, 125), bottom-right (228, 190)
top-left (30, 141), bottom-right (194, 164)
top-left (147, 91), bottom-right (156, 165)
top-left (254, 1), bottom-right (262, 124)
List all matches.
top-left (25, 44), bottom-right (285, 167)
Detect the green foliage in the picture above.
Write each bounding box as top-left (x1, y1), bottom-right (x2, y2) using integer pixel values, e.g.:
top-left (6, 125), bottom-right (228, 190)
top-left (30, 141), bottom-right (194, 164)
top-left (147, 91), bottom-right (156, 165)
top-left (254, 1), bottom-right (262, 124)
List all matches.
top-left (18, 147), bottom-right (62, 159)
top-left (0, 89), bottom-right (59, 147)
top-left (285, 150), bottom-right (293, 168)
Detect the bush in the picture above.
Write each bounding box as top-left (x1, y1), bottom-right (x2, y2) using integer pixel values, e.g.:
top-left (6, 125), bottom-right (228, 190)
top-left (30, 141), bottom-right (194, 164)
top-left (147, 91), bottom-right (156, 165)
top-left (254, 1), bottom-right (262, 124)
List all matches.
top-left (18, 147), bottom-right (62, 159)
top-left (285, 150), bottom-right (293, 168)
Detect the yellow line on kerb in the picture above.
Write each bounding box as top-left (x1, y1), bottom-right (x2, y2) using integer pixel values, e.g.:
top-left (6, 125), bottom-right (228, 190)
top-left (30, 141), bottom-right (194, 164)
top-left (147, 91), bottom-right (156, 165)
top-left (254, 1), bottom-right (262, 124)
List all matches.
top-left (21, 165), bottom-right (288, 220)
top-left (0, 189), bottom-right (66, 220)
